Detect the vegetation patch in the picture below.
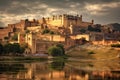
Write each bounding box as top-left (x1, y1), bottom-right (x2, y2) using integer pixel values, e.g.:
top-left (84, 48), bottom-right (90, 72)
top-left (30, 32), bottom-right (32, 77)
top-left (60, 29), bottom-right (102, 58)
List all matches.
top-left (0, 56), bottom-right (48, 62)
top-left (88, 51), bottom-right (95, 54)
top-left (47, 43), bottom-right (65, 57)
top-left (0, 43), bottom-right (27, 55)
top-left (111, 44), bottom-right (120, 48)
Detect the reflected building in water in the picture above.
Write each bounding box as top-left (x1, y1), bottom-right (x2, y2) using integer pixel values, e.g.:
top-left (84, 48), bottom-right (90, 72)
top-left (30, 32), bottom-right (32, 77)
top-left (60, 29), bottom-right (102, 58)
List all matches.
top-left (0, 62), bottom-right (120, 80)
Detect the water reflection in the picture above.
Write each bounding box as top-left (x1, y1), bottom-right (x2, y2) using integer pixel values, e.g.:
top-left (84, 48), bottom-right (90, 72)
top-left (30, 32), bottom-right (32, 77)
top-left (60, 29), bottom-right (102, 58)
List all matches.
top-left (0, 61), bottom-right (120, 80)
top-left (49, 61), bottom-right (65, 71)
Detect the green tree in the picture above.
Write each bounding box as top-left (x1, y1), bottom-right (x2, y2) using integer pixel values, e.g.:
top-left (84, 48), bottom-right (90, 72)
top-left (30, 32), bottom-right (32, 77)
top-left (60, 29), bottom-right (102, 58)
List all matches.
top-left (0, 43), bottom-right (3, 55)
top-left (11, 43), bottom-right (20, 53)
top-left (56, 43), bottom-right (65, 55)
top-left (111, 44), bottom-right (120, 47)
top-left (50, 31), bottom-right (54, 35)
top-left (42, 29), bottom-right (50, 34)
top-left (80, 29), bottom-right (86, 33)
top-left (3, 43), bottom-right (13, 54)
top-left (47, 46), bottom-right (63, 57)
top-left (25, 30), bottom-right (30, 33)
top-left (3, 43), bottom-right (25, 55)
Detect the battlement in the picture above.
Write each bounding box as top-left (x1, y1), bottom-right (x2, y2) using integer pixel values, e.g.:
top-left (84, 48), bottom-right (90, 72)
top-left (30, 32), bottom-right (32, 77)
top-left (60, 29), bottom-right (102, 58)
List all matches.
top-left (44, 14), bottom-right (82, 21)
top-left (39, 14), bottom-right (88, 28)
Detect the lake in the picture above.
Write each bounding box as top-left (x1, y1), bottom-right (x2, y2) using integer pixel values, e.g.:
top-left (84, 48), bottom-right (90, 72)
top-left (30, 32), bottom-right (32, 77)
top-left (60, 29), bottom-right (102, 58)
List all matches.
top-left (0, 59), bottom-right (120, 80)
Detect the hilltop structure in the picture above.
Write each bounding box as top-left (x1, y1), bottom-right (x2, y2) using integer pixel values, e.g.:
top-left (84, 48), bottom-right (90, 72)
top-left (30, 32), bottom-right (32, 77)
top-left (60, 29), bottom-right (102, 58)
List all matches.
top-left (0, 14), bottom-right (93, 42)
top-left (0, 14), bottom-right (120, 54)
top-left (39, 14), bottom-right (93, 28)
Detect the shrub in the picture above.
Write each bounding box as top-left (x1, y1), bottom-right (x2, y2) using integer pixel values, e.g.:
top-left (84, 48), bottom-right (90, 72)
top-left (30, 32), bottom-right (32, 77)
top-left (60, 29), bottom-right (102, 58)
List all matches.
top-left (3, 43), bottom-right (26, 55)
top-left (42, 29), bottom-right (50, 34)
top-left (0, 43), bottom-right (3, 54)
top-left (88, 51), bottom-right (95, 54)
top-left (56, 43), bottom-right (65, 54)
top-left (47, 46), bottom-right (63, 57)
top-left (111, 44), bottom-right (120, 48)
top-left (49, 31), bottom-right (54, 35)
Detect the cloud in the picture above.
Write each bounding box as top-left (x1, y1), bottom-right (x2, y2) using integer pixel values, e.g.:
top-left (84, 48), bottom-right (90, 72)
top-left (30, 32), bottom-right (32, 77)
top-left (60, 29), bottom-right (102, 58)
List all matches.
top-left (0, 0), bottom-right (120, 26)
top-left (85, 2), bottom-right (120, 15)
top-left (0, 22), bottom-right (5, 27)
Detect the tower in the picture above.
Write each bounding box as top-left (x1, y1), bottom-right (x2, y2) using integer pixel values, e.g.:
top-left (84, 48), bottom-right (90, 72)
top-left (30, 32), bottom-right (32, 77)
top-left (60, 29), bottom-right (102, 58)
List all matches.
top-left (25, 32), bottom-right (36, 54)
top-left (80, 15), bottom-right (82, 21)
top-left (92, 19), bottom-right (94, 24)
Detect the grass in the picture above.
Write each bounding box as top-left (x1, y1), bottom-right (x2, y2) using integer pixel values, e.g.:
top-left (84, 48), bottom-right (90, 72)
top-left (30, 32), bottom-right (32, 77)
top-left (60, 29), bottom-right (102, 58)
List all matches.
top-left (66, 45), bottom-right (119, 60)
top-left (0, 55), bottom-right (68, 63)
top-left (91, 48), bottom-right (119, 60)
top-left (66, 47), bottom-right (93, 59)
top-left (0, 56), bottom-right (48, 62)
top-left (66, 45), bottom-right (120, 71)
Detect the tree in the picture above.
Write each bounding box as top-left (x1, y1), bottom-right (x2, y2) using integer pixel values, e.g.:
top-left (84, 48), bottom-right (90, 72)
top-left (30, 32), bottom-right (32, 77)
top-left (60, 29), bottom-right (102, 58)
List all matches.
top-left (25, 30), bottom-right (30, 33)
top-left (56, 43), bottom-right (65, 55)
top-left (11, 43), bottom-right (21, 53)
top-left (0, 43), bottom-right (3, 55)
top-left (87, 25), bottom-right (101, 32)
top-left (50, 31), bottom-right (54, 35)
top-left (3, 43), bottom-right (26, 55)
top-left (80, 29), bottom-right (86, 33)
top-left (47, 46), bottom-right (63, 57)
top-left (42, 29), bottom-right (50, 34)
top-left (3, 43), bottom-right (13, 54)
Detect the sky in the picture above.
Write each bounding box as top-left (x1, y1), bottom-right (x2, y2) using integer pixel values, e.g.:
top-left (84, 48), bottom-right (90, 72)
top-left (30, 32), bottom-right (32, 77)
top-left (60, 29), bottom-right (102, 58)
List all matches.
top-left (0, 0), bottom-right (120, 27)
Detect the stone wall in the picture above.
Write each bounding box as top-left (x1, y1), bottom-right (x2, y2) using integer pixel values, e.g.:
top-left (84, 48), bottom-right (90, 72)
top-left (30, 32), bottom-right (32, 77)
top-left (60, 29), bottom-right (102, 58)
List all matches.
top-left (39, 14), bottom-right (93, 28)
top-left (70, 34), bottom-right (90, 41)
top-left (0, 27), bottom-right (11, 41)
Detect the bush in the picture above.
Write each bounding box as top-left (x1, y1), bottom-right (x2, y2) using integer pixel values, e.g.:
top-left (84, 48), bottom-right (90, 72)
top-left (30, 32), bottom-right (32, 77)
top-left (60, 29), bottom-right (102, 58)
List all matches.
top-left (3, 43), bottom-right (26, 55)
top-left (0, 43), bottom-right (3, 54)
top-left (11, 43), bottom-right (21, 53)
top-left (42, 29), bottom-right (50, 34)
top-left (56, 43), bottom-right (65, 54)
top-left (111, 44), bottom-right (120, 48)
top-left (48, 46), bottom-right (63, 57)
top-left (49, 31), bottom-right (54, 35)
top-left (88, 51), bottom-right (95, 54)
top-left (25, 30), bottom-right (30, 33)
top-left (3, 43), bottom-right (13, 54)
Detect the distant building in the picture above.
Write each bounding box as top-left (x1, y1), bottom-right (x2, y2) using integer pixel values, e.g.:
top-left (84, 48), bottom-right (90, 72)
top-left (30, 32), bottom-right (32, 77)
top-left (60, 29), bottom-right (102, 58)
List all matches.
top-left (0, 14), bottom-right (94, 42)
top-left (91, 32), bottom-right (120, 45)
top-left (1, 14), bottom-right (120, 54)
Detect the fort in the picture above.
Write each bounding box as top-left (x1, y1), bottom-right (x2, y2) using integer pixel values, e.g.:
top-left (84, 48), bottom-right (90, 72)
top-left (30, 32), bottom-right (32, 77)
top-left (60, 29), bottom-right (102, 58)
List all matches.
top-left (39, 14), bottom-right (93, 28)
top-left (0, 14), bottom-right (119, 54)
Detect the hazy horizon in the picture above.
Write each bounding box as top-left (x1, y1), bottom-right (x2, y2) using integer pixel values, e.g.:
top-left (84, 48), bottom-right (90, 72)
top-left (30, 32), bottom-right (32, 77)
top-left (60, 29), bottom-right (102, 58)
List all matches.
top-left (0, 0), bottom-right (120, 27)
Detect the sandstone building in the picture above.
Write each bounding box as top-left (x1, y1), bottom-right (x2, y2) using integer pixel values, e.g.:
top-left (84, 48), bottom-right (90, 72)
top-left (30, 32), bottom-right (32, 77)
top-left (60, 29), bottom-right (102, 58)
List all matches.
top-left (39, 14), bottom-right (94, 28)
top-left (0, 14), bottom-right (120, 54)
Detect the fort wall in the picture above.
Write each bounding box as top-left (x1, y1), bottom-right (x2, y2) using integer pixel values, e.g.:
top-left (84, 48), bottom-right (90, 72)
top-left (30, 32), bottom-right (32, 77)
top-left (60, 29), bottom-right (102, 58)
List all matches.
top-left (38, 34), bottom-right (65, 42)
top-left (38, 14), bottom-right (93, 28)
top-left (70, 34), bottom-right (90, 41)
